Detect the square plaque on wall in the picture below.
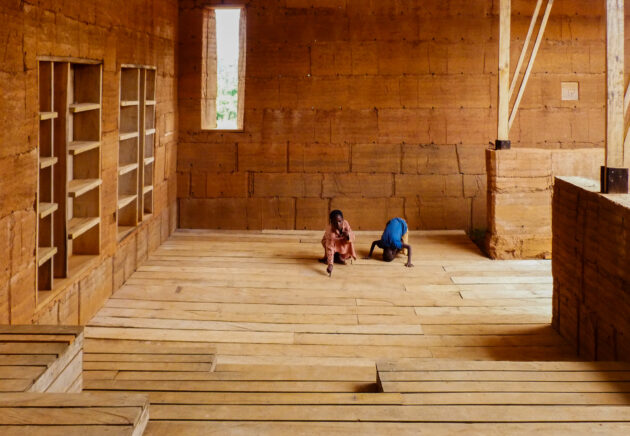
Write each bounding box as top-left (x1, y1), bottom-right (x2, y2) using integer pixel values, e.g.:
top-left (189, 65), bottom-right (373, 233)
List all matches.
top-left (561, 82), bottom-right (579, 101)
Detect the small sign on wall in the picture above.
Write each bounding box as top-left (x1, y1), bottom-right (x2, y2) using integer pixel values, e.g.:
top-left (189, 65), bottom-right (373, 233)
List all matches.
top-left (561, 82), bottom-right (579, 101)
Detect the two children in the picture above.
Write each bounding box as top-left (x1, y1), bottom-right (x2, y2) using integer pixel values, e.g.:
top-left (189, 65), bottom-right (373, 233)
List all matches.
top-left (320, 212), bottom-right (413, 276)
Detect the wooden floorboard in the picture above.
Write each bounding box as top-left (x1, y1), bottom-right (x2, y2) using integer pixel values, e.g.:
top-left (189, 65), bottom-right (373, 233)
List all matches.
top-left (79, 230), bottom-right (630, 434)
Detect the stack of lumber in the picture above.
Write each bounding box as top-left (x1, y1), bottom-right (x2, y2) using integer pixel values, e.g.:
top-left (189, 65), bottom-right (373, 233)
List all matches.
top-left (0, 325), bottom-right (83, 393)
top-left (1, 325), bottom-right (150, 435)
top-left (0, 392), bottom-right (149, 436)
top-left (553, 177), bottom-right (630, 360)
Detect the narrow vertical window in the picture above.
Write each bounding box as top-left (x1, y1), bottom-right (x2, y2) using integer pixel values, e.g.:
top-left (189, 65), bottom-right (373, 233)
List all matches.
top-left (202, 7), bottom-right (246, 130)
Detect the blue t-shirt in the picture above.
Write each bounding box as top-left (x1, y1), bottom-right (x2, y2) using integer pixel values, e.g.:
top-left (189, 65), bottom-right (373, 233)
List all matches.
top-left (380, 218), bottom-right (407, 250)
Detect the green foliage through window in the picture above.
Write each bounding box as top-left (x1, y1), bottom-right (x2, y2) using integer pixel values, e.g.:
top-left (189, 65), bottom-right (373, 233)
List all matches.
top-left (216, 9), bottom-right (241, 130)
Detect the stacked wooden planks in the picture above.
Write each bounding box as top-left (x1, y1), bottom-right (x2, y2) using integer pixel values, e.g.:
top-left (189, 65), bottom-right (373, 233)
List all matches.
top-left (0, 325), bottom-right (83, 393)
top-left (0, 392), bottom-right (149, 436)
top-left (0, 325), bottom-right (150, 435)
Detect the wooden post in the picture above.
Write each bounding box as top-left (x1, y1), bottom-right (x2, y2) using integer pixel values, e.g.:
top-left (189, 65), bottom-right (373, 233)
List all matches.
top-left (496, 0), bottom-right (511, 149)
top-left (603, 0), bottom-right (628, 193)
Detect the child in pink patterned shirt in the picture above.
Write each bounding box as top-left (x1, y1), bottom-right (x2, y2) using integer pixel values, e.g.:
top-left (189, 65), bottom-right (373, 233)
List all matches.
top-left (319, 210), bottom-right (356, 276)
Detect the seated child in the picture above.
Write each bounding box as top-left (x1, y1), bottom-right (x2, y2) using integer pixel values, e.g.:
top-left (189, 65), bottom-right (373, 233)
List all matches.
top-left (365, 217), bottom-right (413, 267)
top-left (320, 210), bottom-right (356, 276)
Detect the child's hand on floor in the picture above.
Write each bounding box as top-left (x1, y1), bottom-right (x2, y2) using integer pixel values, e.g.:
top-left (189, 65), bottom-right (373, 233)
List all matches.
top-left (405, 261), bottom-right (414, 268)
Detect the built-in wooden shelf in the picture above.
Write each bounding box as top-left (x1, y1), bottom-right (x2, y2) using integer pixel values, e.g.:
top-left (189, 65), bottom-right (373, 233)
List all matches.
top-left (119, 131), bottom-right (139, 141)
top-left (119, 163), bottom-right (138, 176)
top-left (118, 66), bottom-right (155, 235)
top-left (68, 179), bottom-right (102, 198)
top-left (69, 102), bottom-right (101, 113)
top-left (68, 217), bottom-right (100, 240)
top-left (38, 61), bottom-right (59, 294)
top-left (37, 247), bottom-right (57, 266)
top-left (68, 141), bottom-right (100, 155)
top-left (37, 60), bottom-right (103, 296)
top-left (39, 111), bottom-right (58, 120)
top-left (40, 156), bottom-right (58, 169)
top-left (39, 202), bottom-right (58, 219)
top-left (118, 194), bottom-right (137, 210)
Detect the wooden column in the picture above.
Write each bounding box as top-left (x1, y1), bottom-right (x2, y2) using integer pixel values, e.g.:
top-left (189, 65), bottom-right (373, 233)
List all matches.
top-left (603, 0), bottom-right (628, 193)
top-left (496, 0), bottom-right (511, 149)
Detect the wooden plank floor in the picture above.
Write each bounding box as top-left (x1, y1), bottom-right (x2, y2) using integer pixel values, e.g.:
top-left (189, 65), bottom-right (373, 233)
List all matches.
top-left (82, 230), bottom-right (630, 434)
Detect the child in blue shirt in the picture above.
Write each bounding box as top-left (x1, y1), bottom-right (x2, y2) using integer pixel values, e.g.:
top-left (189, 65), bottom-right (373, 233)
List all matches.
top-left (365, 217), bottom-right (413, 267)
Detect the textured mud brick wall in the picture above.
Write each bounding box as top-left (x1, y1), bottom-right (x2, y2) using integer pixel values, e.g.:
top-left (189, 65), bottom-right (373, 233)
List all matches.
top-left (0, 0), bottom-right (178, 325)
top-left (553, 177), bottom-right (630, 361)
top-left (178, 0), bottom-right (606, 232)
top-left (486, 148), bottom-right (603, 259)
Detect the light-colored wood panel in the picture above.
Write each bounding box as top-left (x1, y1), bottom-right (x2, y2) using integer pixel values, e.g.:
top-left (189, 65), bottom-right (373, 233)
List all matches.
top-left (37, 247), bottom-right (57, 266)
top-left (148, 404), bottom-right (630, 422)
top-left (68, 141), bottom-right (100, 155)
top-left (68, 102), bottom-right (101, 113)
top-left (144, 421), bottom-right (630, 436)
top-left (68, 179), bottom-right (101, 198)
top-left (67, 217), bottom-right (100, 240)
top-left (39, 156), bottom-right (58, 169)
top-left (84, 379), bottom-right (373, 393)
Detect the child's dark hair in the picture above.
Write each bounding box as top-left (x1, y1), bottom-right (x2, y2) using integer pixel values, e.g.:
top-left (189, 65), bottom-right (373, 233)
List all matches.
top-left (329, 209), bottom-right (343, 223)
top-left (382, 247), bottom-right (396, 262)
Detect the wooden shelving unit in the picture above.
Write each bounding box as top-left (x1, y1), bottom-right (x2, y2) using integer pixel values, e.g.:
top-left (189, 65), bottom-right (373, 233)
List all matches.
top-left (67, 62), bottom-right (102, 259)
top-left (37, 61), bottom-right (57, 293)
top-left (117, 65), bottom-right (156, 240)
top-left (142, 68), bottom-right (156, 219)
top-left (118, 67), bottom-right (141, 239)
top-left (36, 59), bottom-right (102, 301)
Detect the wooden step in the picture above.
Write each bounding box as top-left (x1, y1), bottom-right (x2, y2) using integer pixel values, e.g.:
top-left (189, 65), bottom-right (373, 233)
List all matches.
top-left (68, 217), bottom-right (100, 240)
top-left (68, 141), bottom-right (100, 155)
top-left (143, 185), bottom-right (153, 195)
top-left (145, 128), bottom-right (156, 136)
top-left (145, 100), bottom-right (156, 106)
top-left (0, 392), bottom-right (148, 436)
top-left (39, 202), bottom-right (58, 219)
top-left (68, 179), bottom-right (101, 198)
top-left (0, 326), bottom-right (83, 393)
top-left (144, 156), bottom-right (154, 165)
top-left (68, 102), bottom-right (100, 113)
top-left (37, 247), bottom-right (57, 266)
top-left (39, 156), bottom-right (57, 169)
top-left (147, 421), bottom-right (630, 435)
top-left (121, 100), bottom-right (139, 107)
